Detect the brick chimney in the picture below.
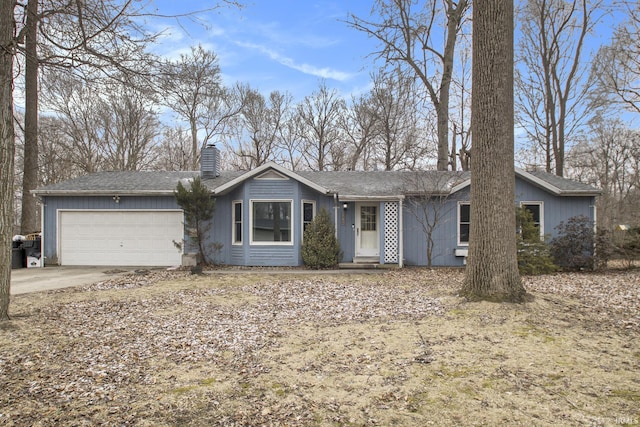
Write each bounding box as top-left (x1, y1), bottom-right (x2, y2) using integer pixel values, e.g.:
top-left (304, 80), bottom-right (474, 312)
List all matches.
top-left (200, 144), bottom-right (220, 178)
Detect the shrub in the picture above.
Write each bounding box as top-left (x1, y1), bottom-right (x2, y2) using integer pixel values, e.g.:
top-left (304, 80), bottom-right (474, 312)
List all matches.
top-left (301, 207), bottom-right (341, 269)
top-left (550, 215), bottom-right (595, 271)
top-left (175, 176), bottom-right (216, 265)
top-left (614, 226), bottom-right (640, 268)
top-left (516, 207), bottom-right (557, 275)
top-left (594, 228), bottom-right (614, 270)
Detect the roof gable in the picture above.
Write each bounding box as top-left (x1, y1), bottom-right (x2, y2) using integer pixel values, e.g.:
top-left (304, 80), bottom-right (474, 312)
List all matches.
top-left (212, 162), bottom-right (329, 195)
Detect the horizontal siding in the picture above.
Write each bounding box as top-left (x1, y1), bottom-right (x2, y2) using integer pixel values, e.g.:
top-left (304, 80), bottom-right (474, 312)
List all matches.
top-left (248, 246), bottom-right (297, 266)
top-left (209, 181), bottom-right (335, 266)
top-left (41, 195), bottom-right (181, 265)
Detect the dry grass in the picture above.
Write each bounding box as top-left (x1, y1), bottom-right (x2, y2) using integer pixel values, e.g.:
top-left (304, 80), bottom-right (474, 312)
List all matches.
top-left (1, 268), bottom-right (639, 426)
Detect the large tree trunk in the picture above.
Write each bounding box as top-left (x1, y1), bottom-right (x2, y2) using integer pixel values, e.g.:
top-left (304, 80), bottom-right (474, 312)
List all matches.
top-left (21, 0), bottom-right (38, 234)
top-left (1, 0), bottom-right (16, 320)
top-left (461, 0), bottom-right (525, 302)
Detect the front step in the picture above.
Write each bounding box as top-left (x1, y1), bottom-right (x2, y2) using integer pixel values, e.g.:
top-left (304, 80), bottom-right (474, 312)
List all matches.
top-left (353, 256), bottom-right (379, 264)
top-left (339, 262), bottom-right (379, 269)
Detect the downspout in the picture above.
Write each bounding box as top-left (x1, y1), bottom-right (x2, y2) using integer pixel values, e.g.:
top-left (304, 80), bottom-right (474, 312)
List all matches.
top-left (592, 200), bottom-right (597, 261)
top-left (399, 197), bottom-right (404, 268)
top-left (333, 193), bottom-right (339, 239)
top-left (40, 199), bottom-right (45, 267)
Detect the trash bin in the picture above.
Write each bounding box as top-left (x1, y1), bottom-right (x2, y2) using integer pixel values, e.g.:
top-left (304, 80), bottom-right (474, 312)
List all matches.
top-left (23, 238), bottom-right (42, 268)
top-left (12, 247), bottom-right (24, 269)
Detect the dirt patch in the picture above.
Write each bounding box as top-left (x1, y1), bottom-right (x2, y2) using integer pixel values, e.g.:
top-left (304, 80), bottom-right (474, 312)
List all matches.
top-left (0, 269), bottom-right (639, 426)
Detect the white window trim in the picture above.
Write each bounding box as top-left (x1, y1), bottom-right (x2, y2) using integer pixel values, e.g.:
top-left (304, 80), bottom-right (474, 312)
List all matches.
top-left (249, 199), bottom-right (294, 246)
top-left (232, 200), bottom-right (242, 245)
top-left (301, 200), bottom-right (316, 242)
top-left (520, 201), bottom-right (544, 239)
top-left (458, 202), bottom-right (470, 246)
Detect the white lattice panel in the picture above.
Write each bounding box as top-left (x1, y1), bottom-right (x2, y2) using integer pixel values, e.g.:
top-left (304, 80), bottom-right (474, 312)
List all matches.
top-left (384, 202), bottom-right (399, 263)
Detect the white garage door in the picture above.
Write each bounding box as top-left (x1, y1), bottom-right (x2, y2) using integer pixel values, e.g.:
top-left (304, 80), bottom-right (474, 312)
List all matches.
top-left (59, 210), bottom-right (184, 266)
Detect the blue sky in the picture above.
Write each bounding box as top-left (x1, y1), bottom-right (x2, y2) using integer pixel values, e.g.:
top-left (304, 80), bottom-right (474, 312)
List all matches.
top-left (149, 1), bottom-right (379, 102)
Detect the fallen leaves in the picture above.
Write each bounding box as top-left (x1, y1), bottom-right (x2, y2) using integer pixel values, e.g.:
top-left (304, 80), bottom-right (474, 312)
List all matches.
top-left (0, 268), bottom-right (638, 425)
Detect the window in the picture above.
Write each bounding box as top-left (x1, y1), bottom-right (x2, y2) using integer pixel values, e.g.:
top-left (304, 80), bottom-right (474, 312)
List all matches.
top-left (361, 206), bottom-right (377, 231)
top-left (521, 202), bottom-right (544, 239)
top-left (251, 200), bottom-right (292, 244)
top-left (232, 201), bottom-right (242, 244)
top-left (302, 200), bottom-right (316, 238)
top-left (458, 202), bottom-right (470, 245)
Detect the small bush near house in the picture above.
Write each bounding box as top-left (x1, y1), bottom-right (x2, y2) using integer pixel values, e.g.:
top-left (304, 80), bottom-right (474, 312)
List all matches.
top-left (612, 226), bottom-right (640, 268)
top-left (594, 228), bottom-right (614, 270)
top-left (516, 207), bottom-right (557, 275)
top-left (550, 215), bottom-right (595, 271)
top-left (301, 207), bottom-right (342, 269)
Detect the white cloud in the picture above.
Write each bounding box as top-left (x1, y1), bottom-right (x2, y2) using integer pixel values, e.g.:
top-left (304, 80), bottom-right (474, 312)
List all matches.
top-left (236, 41), bottom-right (354, 82)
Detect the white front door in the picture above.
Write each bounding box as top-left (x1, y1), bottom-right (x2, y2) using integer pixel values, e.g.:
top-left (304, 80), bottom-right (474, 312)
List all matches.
top-left (355, 203), bottom-right (379, 258)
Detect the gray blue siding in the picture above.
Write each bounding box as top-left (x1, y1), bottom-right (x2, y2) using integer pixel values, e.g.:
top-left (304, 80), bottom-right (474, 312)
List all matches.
top-left (40, 195), bottom-right (181, 264)
top-left (40, 173), bottom-right (597, 268)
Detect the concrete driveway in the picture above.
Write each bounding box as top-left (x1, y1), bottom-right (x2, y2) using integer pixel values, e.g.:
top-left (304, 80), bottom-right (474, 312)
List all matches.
top-left (10, 266), bottom-right (136, 295)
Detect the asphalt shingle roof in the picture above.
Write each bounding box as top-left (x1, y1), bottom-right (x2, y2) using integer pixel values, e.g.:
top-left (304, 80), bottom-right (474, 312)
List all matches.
top-left (33, 166), bottom-right (599, 198)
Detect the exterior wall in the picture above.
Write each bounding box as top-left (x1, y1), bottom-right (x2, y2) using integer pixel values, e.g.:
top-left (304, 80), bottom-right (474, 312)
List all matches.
top-left (403, 192), bottom-right (468, 267)
top-left (40, 195), bottom-right (180, 265)
top-left (402, 178), bottom-right (597, 267)
top-left (514, 180), bottom-right (596, 239)
top-left (41, 174), bottom-right (597, 268)
top-left (205, 177), bottom-right (337, 266)
top-left (336, 201), bottom-right (355, 263)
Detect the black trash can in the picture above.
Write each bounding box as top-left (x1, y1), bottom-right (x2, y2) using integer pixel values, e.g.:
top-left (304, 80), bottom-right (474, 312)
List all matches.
top-left (12, 247), bottom-right (24, 269)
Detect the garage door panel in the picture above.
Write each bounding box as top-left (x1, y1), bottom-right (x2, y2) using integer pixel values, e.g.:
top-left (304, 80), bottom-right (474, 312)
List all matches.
top-left (59, 211), bottom-right (184, 266)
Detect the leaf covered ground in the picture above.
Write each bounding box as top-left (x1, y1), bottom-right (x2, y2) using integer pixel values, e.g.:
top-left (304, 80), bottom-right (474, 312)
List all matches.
top-left (1, 268), bottom-right (639, 426)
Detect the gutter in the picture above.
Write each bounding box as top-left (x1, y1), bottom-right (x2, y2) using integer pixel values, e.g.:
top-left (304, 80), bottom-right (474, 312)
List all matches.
top-left (31, 190), bottom-right (177, 197)
top-left (333, 193), bottom-right (339, 239)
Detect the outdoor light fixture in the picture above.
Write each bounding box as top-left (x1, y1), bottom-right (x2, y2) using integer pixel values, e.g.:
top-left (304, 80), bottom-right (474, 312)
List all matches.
top-left (343, 202), bottom-right (348, 210)
top-left (113, 195), bottom-right (120, 204)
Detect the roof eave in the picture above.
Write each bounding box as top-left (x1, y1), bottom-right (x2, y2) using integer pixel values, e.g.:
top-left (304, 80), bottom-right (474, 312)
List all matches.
top-left (32, 190), bottom-right (177, 197)
top-left (339, 195), bottom-right (405, 201)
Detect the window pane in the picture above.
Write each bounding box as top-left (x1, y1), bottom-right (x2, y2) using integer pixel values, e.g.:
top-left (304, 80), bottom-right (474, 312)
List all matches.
top-left (361, 206), bottom-right (377, 231)
top-left (234, 202), bottom-right (242, 221)
top-left (253, 201), bottom-right (291, 242)
top-left (460, 204), bottom-right (470, 223)
top-left (235, 222), bottom-right (242, 242)
top-left (524, 204), bottom-right (540, 224)
top-left (460, 224), bottom-right (470, 243)
top-left (303, 203), bottom-right (314, 222)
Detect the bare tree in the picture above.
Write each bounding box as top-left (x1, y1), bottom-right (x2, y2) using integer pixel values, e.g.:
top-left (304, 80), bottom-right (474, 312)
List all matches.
top-left (348, 0), bottom-right (470, 171)
top-left (567, 117), bottom-right (640, 230)
top-left (590, 1), bottom-right (640, 116)
top-left (158, 45), bottom-right (222, 170)
top-left (370, 70), bottom-right (428, 171)
top-left (340, 90), bottom-right (380, 171)
top-left (225, 87), bottom-right (291, 170)
top-left (450, 41), bottom-right (472, 171)
top-left (38, 115), bottom-right (77, 185)
top-left (296, 80), bottom-right (346, 171)
top-left (1, 0), bottom-right (15, 319)
top-left (275, 115), bottom-right (304, 171)
top-left (461, 0), bottom-right (525, 302)
top-left (14, 0), bottom-right (160, 234)
top-left (516, 0), bottom-right (602, 176)
top-left (152, 126), bottom-right (193, 171)
top-left (41, 71), bottom-right (106, 174)
top-left (100, 79), bottom-right (160, 171)
top-left (404, 172), bottom-right (463, 267)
